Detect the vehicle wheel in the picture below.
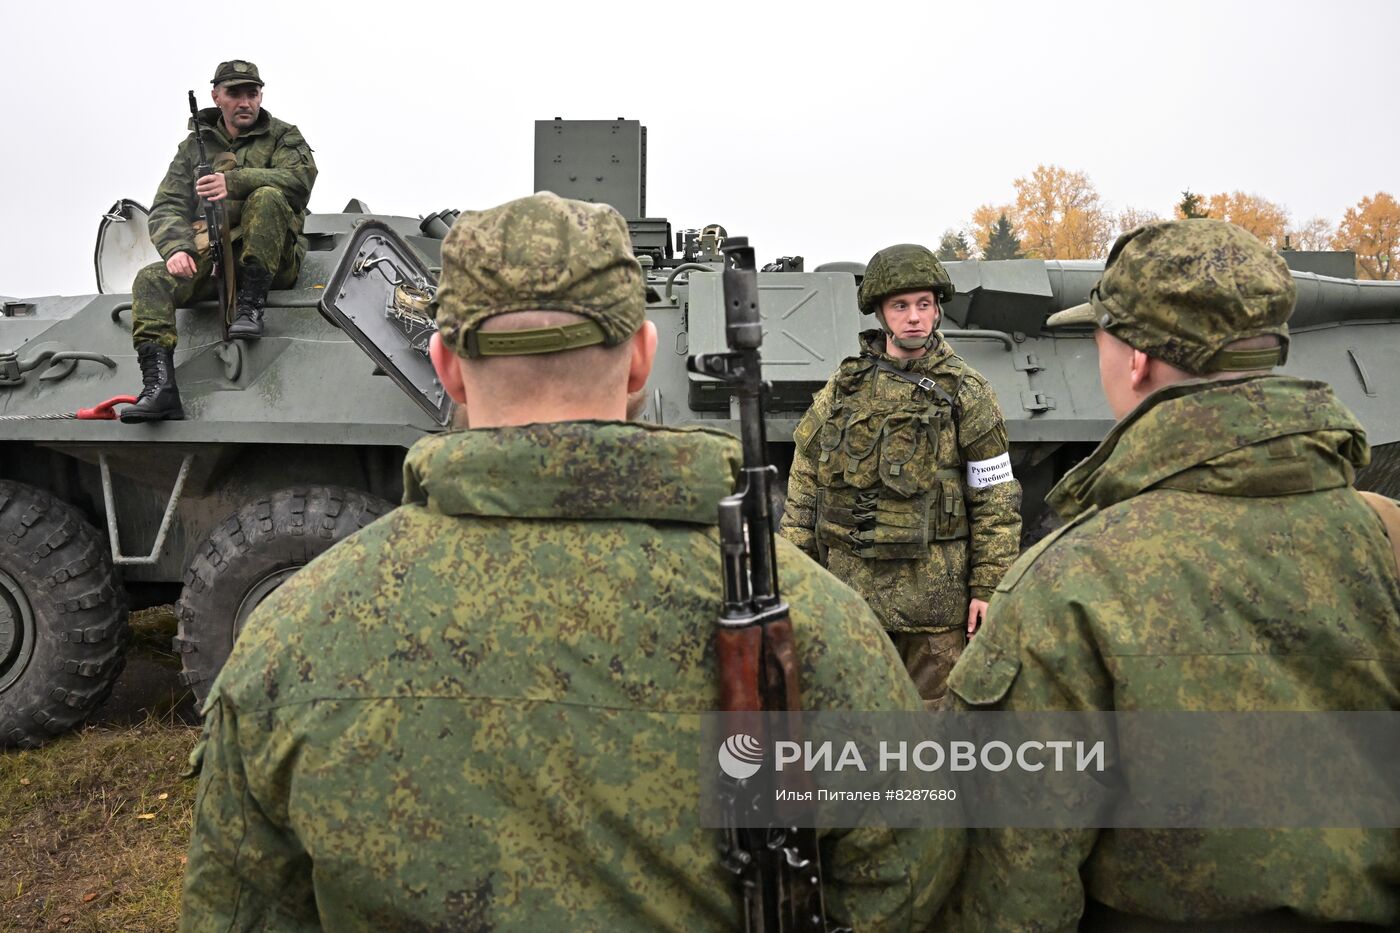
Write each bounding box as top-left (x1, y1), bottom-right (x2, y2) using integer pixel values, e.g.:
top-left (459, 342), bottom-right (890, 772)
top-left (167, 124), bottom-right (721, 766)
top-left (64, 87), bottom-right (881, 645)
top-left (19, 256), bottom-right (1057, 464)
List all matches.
top-left (174, 486), bottom-right (390, 705)
top-left (1357, 441), bottom-right (1400, 499)
top-left (1020, 507), bottom-right (1065, 549)
top-left (0, 481), bottom-right (128, 748)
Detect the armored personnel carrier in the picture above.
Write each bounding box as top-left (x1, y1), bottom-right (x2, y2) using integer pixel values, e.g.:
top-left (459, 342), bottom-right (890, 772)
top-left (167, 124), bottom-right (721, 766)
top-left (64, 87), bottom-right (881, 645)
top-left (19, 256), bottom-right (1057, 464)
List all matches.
top-left (1, 119), bottom-right (1396, 746)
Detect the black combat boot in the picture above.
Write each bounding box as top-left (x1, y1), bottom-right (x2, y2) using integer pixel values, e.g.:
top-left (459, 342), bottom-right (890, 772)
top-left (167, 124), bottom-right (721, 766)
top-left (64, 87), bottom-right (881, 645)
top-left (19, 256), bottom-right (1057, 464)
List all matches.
top-left (120, 344), bottom-right (184, 423)
top-left (228, 260), bottom-right (273, 340)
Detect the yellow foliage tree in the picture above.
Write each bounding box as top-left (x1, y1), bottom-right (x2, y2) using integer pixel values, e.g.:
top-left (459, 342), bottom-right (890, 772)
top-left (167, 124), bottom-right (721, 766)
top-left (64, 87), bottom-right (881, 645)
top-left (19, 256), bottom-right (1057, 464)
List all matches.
top-left (1176, 191), bottom-right (1290, 247)
top-left (970, 203), bottom-right (1016, 258)
top-left (1011, 165), bottom-right (1114, 259)
top-left (1332, 192), bottom-right (1400, 280)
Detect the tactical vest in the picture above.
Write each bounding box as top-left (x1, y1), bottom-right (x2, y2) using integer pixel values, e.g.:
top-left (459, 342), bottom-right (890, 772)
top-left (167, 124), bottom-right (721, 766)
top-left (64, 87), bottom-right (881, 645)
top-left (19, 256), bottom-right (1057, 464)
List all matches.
top-left (813, 354), bottom-right (970, 561)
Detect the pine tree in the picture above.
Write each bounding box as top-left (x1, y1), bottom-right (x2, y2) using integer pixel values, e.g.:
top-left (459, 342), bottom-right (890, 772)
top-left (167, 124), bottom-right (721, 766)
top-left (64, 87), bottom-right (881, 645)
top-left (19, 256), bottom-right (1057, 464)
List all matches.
top-left (1178, 190), bottom-right (1209, 219)
top-left (936, 229), bottom-right (971, 262)
top-left (983, 214), bottom-right (1024, 260)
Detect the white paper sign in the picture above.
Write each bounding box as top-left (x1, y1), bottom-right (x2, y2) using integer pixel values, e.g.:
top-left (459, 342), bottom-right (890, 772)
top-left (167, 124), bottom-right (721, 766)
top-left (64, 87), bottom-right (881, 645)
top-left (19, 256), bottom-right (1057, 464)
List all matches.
top-left (966, 453), bottom-right (1014, 489)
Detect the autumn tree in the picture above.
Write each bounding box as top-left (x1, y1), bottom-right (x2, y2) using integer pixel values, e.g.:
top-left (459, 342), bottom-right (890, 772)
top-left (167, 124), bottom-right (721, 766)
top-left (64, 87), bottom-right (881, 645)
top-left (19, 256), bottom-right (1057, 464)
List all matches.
top-left (1180, 191), bottom-right (1290, 247)
top-left (1284, 216), bottom-right (1334, 252)
top-left (1332, 192), bottom-right (1400, 280)
top-left (936, 229), bottom-right (972, 261)
top-left (1177, 190), bottom-right (1209, 219)
top-left (983, 215), bottom-right (1024, 260)
top-left (1011, 165), bottom-right (1114, 259)
top-left (971, 203), bottom-right (1016, 258)
top-left (1117, 206), bottom-right (1162, 237)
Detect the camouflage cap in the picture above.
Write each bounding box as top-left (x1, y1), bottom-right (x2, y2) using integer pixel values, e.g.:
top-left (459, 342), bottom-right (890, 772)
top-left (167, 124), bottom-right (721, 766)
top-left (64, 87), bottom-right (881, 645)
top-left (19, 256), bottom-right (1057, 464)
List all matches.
top-left (858, 243), bottom-right (954, 314)
top-left (211, 60), bottom-right (263, 88)
top-left (1045, 219), bottom-right (1295, 374)
top-left (433, 192), bottom-right (646, 358)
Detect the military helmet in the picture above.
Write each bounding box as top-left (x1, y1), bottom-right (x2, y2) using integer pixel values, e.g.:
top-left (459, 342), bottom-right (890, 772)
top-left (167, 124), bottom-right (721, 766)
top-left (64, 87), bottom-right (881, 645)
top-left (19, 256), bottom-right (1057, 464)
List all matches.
top-left (857, 244), bottom-right (954, 314)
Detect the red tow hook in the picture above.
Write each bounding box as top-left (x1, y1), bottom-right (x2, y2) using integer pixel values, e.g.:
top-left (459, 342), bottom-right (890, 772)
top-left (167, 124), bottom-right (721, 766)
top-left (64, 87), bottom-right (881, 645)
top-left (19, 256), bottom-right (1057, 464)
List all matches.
top-left (77, 396), bottom-right (139, 420)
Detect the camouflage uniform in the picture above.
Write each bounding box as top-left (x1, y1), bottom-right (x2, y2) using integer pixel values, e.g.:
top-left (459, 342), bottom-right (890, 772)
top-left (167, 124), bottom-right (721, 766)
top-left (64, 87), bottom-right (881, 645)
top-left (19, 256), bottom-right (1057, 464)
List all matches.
top-left (133, 105), bottom-right (315, 349)
top-left (181, 194), bottom-right (963, 932)
top-left (781, 245), bottom-right (1021, 707)
top-left (945, 220), bottom-right (1400, 931)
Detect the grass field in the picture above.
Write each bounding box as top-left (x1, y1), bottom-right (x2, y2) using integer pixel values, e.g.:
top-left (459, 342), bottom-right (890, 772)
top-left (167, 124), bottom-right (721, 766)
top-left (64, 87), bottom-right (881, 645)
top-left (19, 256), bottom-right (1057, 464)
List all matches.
top-left (0, 608), bottom-right (198, 932)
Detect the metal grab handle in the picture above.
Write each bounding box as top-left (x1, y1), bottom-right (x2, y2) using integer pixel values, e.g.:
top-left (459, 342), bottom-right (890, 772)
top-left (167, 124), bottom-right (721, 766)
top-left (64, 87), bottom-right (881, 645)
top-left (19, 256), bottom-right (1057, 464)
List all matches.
top-left (37, 351), bottom-right (119, 383)
top-left (0, 349), bottom-right (117, 386)
top-left (3, 349), bottom-right (116, 375)
top-left (664, 262), bottom-right (716, 305)
top-left (110, 292), bottom-right (327, 325)
top-left (941, 328), bottom-right (1015, 351)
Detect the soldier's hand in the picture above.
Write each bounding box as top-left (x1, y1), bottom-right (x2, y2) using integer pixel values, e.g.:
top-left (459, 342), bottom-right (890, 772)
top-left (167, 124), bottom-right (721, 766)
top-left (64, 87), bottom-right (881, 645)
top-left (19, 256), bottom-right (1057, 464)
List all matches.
top-left (166, 252), bottom-right (198, 279)
top-left (966, 599), bottom-right (989, 636)
top-left (195, 172), bottom-right (228, 201)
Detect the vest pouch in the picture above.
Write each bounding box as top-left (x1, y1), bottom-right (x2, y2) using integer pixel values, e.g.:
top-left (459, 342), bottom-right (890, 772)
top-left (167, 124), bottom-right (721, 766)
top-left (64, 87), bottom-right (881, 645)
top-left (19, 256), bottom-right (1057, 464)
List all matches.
top-left (877, 411), bottom-right (928, 497)
top-left (816, 488), bottom-right (931, 560)
top-left (932, 472), bottom-right (969, 541)
top-left (815, 413), bottom-right (846, 486)
top-left (838, 409), bottom-right (884, 490)
top-left (814, 487), bottom-right (862, 551)
top-left (865, 494), bottom-right (933, 559)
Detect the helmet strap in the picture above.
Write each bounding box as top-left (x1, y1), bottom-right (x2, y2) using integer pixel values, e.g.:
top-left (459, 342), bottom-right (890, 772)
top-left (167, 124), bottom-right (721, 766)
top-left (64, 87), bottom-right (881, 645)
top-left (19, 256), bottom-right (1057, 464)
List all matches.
top-left (875, 309), bottom-right (940, 351)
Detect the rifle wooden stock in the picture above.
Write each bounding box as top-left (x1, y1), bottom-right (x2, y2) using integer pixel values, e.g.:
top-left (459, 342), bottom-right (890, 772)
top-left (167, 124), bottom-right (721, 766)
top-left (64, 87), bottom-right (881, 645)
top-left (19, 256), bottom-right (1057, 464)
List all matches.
top-left (719, 624), bottom-right (764, 713)
top-left (761, 615), bottom-right (803, 714)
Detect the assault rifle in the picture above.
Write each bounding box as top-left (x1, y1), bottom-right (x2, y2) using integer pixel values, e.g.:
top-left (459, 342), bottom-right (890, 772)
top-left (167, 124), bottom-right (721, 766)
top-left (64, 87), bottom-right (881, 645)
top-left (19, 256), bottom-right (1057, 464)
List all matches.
top-left (688, 238), bottom-right (844, 933)
top-left (186, 91), bottom-right (237, 340)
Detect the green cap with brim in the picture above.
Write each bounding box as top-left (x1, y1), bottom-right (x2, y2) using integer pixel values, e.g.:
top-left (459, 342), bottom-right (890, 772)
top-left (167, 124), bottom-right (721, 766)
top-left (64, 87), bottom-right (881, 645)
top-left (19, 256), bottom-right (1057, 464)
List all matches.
top-left (212, 60), bottom-right (263, 88)
top-left (432, 192), bottom-right (646, 358)
top-left (1043, 219), bottom-right (1295, 375)
top-left (1044, 301), bottom-right (1097, 328)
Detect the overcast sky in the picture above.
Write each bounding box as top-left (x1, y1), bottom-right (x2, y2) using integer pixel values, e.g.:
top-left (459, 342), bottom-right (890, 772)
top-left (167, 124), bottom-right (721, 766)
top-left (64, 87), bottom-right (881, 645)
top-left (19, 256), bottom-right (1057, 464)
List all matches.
top-left (2, 0), bottom-right (1395, 297)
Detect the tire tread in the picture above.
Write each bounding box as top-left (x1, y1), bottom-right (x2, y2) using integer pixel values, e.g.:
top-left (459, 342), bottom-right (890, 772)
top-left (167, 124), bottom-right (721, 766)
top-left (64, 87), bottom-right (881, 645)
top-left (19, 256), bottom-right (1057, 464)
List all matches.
top-left (175, 485), bottom-right (390, 705)
top-left (0, 481), bottom-right (128, 748)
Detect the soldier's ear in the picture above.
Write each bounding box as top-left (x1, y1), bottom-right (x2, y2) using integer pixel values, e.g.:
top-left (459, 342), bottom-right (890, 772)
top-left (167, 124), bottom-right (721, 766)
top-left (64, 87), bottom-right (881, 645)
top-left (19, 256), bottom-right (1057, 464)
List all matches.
top-left (627, 321), bottom-right (658, 393)
top-left (429, 333), bottom-right (467, 404)
top-left (1129, 349), bottom-right (1153, 393)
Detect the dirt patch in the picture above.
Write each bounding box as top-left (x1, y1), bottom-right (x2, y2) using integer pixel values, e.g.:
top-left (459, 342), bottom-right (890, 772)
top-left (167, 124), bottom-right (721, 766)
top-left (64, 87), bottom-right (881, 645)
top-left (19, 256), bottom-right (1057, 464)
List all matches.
top-left (0, 719), bottom-right (198, 932)
top-left (0, 606), bottom-right (201, 931)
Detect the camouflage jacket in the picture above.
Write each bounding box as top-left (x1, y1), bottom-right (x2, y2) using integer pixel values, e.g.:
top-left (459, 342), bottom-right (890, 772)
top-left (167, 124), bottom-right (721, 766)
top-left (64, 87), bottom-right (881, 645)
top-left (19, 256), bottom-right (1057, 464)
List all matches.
top-left (780, 331), bottom-right (1021, 633)
top-left (148, 107), bottom-right (315, 263)
top-left (181, 422), bottom-right (963, 932)
top-left (944, 375), bottom-right (1400, 931)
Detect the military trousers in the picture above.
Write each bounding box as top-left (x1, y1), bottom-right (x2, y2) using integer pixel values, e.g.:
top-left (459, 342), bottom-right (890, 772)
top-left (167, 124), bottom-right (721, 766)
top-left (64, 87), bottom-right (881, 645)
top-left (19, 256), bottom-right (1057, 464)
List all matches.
top-left (132, 186), bottom-right (300, 349)
top-left (889, 627), bottom-right (966, 711)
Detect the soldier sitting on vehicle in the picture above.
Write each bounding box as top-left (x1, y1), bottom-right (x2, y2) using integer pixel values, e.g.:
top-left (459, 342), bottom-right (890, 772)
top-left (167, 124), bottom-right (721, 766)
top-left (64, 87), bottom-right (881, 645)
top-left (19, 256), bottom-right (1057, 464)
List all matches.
top-left (122, 60), bottom-right (316, 423)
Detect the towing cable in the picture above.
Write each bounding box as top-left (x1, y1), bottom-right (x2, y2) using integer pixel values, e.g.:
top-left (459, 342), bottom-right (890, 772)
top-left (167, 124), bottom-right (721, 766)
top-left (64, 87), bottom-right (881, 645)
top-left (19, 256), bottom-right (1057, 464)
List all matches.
top-left (0, 395), bottom-right (137, 422)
